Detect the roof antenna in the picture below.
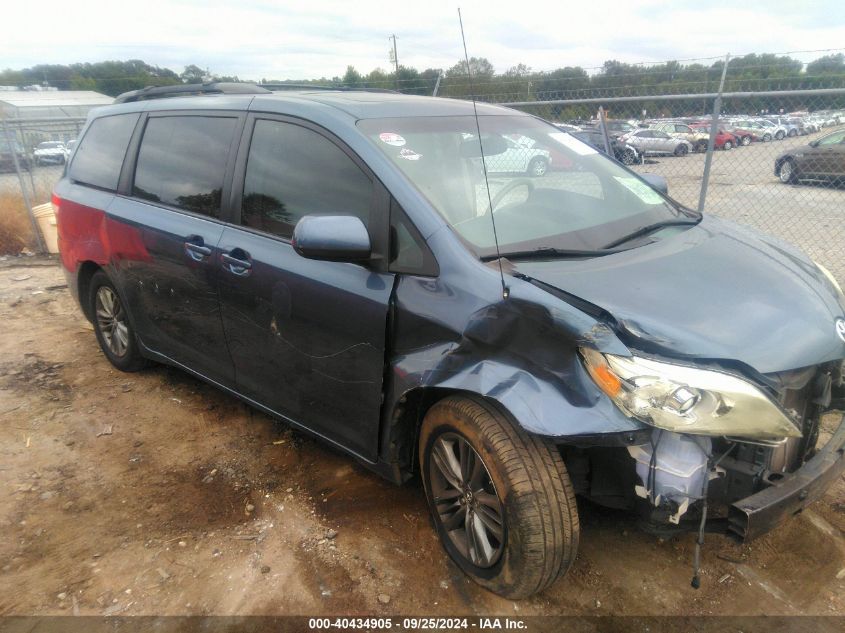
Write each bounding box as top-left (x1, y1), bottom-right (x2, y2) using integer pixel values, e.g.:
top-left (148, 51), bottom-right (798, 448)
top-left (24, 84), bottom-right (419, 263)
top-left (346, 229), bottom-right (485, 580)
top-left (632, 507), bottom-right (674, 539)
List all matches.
top-left (458, 8), bottom-right (509, 301)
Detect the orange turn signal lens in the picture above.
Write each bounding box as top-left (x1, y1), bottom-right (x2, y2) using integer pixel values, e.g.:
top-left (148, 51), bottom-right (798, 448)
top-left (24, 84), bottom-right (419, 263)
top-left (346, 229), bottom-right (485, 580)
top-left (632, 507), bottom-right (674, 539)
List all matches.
top-left (589, 363), bottom-right (622, 397)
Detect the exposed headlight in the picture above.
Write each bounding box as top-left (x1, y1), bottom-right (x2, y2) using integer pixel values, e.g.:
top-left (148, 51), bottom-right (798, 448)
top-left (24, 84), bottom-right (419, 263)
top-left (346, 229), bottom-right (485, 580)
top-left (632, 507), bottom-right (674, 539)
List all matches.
top-left (814, 261), bottom-right (843, 297)
top-left (580, 348), bottom-right (801, 440)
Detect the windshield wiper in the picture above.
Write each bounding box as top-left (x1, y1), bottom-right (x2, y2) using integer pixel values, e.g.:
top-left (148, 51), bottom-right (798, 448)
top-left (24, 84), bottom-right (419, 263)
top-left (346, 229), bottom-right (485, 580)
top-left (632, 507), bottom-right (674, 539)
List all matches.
top-left (483, 246), bottom-right (624, 261)
top-left (601, 217), bottom-right (701, 250)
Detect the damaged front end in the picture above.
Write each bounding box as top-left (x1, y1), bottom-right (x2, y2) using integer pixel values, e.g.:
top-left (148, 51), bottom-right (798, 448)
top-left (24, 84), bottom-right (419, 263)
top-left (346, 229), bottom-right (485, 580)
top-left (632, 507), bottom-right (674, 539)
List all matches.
top-left (580, 349), bottom-right (845, 539)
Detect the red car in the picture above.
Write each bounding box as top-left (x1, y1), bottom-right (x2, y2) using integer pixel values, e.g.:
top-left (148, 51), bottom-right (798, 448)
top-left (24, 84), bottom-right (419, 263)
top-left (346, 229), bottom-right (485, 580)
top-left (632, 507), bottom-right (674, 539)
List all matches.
top-left (690, 125), bottom-right (741, 150)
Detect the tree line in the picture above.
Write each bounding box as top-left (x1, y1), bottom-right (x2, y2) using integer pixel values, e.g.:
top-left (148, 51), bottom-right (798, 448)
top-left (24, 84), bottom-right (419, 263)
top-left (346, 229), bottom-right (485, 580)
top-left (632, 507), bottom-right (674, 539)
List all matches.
top-left (1, 52), bottom-right (843, 107)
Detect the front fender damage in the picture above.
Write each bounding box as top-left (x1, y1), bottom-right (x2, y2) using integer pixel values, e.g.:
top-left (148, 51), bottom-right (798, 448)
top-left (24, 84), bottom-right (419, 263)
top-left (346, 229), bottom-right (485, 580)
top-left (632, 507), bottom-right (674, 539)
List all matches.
top-left (380, 268), bottom-right (646, 479)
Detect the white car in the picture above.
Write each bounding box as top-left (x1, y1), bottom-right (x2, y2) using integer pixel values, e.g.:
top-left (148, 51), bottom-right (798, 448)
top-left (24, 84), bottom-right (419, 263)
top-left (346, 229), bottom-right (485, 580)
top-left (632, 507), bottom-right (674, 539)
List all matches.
top-left (33, 141), bottom-right (67, 166)
top-left (484, 135), bottom-right (551, 176)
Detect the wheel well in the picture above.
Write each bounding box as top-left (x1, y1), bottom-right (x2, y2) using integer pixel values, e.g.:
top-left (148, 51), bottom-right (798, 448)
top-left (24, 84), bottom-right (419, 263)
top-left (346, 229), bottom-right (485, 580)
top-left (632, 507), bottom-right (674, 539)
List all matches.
top-left (385, 387), bottom-right (499, 482)
top-left (76, 261), bottom-right (102, 322)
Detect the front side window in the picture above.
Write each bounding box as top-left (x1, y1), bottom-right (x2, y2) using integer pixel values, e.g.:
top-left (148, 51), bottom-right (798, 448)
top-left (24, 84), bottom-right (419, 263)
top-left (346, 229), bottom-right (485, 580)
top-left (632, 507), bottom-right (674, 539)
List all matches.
top-left (133, 116), bottom-right (238, 217)
top-left (359, 115), bottom-right (692, 259)
top-left (241, 119), bottom-right (373, 239)
top-left (69, 113), bottom-right (140, 191)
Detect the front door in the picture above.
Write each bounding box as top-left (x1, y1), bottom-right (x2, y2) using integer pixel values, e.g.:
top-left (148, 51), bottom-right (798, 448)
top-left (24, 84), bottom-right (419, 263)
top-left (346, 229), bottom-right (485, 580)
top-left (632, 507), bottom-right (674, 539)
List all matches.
top-left (217, 116), bottom-right (394, 460)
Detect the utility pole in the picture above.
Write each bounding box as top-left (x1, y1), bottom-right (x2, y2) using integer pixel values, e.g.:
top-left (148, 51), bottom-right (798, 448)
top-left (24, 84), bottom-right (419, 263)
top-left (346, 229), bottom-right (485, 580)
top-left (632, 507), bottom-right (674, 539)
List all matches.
top-left (389, 35), bottom-right (399, 90)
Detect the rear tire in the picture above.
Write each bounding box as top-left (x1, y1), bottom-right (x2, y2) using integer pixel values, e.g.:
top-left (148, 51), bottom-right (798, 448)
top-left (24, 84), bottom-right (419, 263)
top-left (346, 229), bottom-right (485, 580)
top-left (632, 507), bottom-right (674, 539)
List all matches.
top-left (674, 143), bottom-right (689, 157)
top-left (741, 135), bottom-right (751, 146)
top-left (527, 157), bottom-right (548, 177)
top-left (723, 140), bottom-right (733, 150)
top-left (775, 131), bottom-right (785, 140)
top-left (420, 396), bottom-right (579, 599)
top-left (763, 133), bottom-right (772, 142)
top-left (89, 271), bottom-right (149, 372)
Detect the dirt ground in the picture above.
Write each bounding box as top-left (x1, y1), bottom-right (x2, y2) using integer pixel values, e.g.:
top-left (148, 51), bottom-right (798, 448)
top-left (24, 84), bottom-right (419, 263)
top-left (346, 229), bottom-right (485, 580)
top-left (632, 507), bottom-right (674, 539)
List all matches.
top-left (0, 258), bottom-right (844, 617)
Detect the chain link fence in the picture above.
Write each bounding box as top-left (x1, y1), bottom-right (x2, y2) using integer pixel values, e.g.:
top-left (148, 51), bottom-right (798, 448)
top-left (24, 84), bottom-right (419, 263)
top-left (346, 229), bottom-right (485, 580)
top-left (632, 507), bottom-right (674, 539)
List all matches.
top-left (1, 87), bottom-right (843, 285)
top-left (1, 115), bottom-right (85, 255)
top-left (499, 88), bottom-right (845, 282)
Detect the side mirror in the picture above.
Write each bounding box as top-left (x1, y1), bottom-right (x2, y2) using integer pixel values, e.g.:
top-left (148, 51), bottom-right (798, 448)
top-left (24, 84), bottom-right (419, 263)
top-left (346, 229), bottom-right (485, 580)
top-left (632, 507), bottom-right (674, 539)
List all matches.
top-left (292, 215), bottom-right (372, 262)
top-left (641, 173), bottom-right (669, 195)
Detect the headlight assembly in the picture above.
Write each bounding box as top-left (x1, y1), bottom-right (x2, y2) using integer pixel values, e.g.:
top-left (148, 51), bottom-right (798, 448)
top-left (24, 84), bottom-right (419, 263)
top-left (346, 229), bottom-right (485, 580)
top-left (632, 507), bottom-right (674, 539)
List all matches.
top-left (580, 348), bottom-right (801, 440)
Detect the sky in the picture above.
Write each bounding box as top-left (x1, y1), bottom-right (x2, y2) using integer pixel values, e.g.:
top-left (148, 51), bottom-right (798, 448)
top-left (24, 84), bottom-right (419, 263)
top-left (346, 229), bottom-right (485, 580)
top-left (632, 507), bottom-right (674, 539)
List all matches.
top-left (2, 0), bottom-right (845, 79)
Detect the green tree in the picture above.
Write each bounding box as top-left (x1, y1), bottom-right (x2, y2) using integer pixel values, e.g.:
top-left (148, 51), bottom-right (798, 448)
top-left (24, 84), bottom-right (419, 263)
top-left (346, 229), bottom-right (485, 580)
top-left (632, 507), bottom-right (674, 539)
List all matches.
top-left (181, 64), bottom-right (206, 83)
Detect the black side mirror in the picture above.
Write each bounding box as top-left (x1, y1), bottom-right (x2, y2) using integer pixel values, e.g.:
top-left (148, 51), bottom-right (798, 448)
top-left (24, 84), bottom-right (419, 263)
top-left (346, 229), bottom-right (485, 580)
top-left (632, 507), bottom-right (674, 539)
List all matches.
top-left (292, 215), bottom-right (371, 262)
top-left (641, 173), bottom-right (669, 195)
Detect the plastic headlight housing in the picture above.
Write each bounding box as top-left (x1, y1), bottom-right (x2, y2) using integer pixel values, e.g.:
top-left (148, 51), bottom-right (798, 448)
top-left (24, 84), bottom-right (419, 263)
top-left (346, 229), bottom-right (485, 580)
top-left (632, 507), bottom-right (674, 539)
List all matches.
top-left (580, 348), bottom-right (801, 440)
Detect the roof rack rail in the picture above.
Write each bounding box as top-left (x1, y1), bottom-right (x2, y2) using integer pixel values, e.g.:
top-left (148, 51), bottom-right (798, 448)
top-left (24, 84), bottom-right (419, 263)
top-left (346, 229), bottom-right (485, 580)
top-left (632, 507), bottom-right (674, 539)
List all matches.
top-left (113, 82), bottom-right (272, 104)
top-left (258, 83), bottom-right (397, 94)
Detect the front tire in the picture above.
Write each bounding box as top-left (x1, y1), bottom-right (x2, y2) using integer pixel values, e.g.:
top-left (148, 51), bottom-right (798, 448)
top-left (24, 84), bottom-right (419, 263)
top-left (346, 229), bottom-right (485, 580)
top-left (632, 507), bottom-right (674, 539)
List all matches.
top-left (775, 130), bottom-right (785, 140)
top-left (723, 140), bottom-right (733, 150)
top-left (89, 271), bottom-right (148, 372)
top-left (674, 143), bottom-right (689, 157)
top-left (778, 158), bottom-right (798, 184)
top-left (763, 133), bottom-right (772, 142)
top-left (620, 148), bottom-right (637, 165)
top-left (420, 396), bottom-right (579, 599)
top-left (741, 135), bottom-right (751, 146)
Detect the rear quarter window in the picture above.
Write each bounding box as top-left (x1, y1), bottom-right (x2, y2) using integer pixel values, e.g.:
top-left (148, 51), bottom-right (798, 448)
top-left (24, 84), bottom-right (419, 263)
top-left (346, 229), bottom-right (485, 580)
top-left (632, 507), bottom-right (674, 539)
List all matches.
top-left (132, 115), bottom-right (238, 218)
top-left (69, 113), bottom-right (140, 191)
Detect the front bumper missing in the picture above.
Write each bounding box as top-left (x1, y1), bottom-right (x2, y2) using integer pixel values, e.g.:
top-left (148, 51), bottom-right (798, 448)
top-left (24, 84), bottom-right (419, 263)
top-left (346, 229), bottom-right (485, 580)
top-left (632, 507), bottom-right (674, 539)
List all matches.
top-left (728, 412), bottom-right (845, 541)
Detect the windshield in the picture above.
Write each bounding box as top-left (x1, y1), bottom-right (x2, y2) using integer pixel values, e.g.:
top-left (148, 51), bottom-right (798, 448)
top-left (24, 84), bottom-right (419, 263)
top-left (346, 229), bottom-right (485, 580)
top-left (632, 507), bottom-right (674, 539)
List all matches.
top-left (359, 115), bottom-right (690, 258)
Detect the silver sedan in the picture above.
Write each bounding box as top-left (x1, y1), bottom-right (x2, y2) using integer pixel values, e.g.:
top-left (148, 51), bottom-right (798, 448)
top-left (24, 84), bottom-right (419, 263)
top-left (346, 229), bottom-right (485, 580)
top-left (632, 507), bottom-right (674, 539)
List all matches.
top-left (619, 129), bottom-right (693, 156)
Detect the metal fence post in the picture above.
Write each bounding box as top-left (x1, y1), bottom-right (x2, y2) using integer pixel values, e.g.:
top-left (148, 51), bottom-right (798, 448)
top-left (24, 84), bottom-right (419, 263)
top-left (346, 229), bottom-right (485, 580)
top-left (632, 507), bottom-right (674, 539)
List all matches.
top-left (597, 106), bottom-right (613, 156)
top-left (697, 54), bottom-right (729, 214)
top-left (2, 116), bottom-right (46, 254)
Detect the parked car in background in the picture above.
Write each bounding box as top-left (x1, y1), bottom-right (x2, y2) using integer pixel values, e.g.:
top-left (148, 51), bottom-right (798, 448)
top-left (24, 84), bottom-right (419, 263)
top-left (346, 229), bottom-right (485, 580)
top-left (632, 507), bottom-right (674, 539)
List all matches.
top-left (485, 135), bottom-right (551, 176)
top-left (756, 119), bottom-right (788, 140)
top-left (649, 122), bottom-right (710, 152)
top-left (619, 129), bottom-right (693, 156)
top-left (730, 120), bottom-right (773, 142)
top-left (689, 124), bottom-right (739, 150)
top-left (585, 119), bottom-right (638, 139)
top-left (569, 128), bottom-right (641, 165)
top-left (775, 127), bottom-right (845, 185)
top-left (721, 123), bottom-right (754, 146)
top-left (766, 117), bottom-right (803, 137)
top-left (0, 137), bottom-right (31, 172)
top-left (33, 141), bottom-right (67, 165)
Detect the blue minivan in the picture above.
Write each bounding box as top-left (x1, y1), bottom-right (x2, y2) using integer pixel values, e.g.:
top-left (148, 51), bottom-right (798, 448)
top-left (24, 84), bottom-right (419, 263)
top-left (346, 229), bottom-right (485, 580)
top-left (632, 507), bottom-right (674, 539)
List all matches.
top-left (54, 83), bottom-right (845, 598)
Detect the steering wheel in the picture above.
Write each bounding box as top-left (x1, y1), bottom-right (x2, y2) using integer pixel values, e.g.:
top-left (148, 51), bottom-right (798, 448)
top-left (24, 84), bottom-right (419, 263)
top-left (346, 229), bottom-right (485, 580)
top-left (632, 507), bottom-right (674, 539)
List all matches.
top-left (486, 178), bottom-right (535, 214)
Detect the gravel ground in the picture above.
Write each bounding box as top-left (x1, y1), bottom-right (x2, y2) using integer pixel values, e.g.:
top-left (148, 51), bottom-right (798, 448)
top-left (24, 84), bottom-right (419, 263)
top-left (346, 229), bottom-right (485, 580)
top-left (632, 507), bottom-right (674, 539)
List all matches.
top-left (0, 259), bottom-right (843, 617)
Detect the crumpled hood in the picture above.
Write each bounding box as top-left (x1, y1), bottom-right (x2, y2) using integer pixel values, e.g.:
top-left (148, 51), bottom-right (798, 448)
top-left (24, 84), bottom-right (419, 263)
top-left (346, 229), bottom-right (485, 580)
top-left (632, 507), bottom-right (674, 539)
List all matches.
top-left (512, 216), bottom-right (845, 374)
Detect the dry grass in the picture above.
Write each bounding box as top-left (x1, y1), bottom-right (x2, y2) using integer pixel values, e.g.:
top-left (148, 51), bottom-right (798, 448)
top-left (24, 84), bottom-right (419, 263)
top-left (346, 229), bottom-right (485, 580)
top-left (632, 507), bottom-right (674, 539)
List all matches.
top-left (0, 192), bottom-right (38, 255)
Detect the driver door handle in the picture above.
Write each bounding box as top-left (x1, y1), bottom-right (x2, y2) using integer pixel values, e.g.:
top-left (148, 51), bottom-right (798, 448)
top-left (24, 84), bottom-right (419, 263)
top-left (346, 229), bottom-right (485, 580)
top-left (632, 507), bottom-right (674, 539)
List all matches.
top-left (221, 249), bottom-right (252, 276)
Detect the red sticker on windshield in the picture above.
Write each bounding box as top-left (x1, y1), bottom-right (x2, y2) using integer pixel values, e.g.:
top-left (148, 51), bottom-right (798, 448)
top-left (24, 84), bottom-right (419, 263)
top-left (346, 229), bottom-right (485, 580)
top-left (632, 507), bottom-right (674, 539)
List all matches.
top-left (379, 132), bottom-right (406, 146)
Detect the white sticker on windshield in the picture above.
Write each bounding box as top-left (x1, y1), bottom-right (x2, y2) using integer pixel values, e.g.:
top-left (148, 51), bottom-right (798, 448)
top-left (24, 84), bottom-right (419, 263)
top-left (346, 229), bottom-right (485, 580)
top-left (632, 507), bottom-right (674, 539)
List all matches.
top-left (399, 148), bottom-right (422, 161)
top-left (613, 176), bottom-right (665, 205)
top-left (379, 132), bottom-right (406, 146)
top-left (549, 131), bottom-right (598, 156)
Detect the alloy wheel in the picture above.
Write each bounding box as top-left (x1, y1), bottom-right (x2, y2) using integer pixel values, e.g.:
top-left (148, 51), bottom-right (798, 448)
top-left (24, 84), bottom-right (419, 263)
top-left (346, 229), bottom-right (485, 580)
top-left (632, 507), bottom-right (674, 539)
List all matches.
top-left (779, 160), bottom-right (794, 184)
top-left (95, 286), bottom-right (130, 357)
top-left (429, 432), bottom-right (505, 568)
